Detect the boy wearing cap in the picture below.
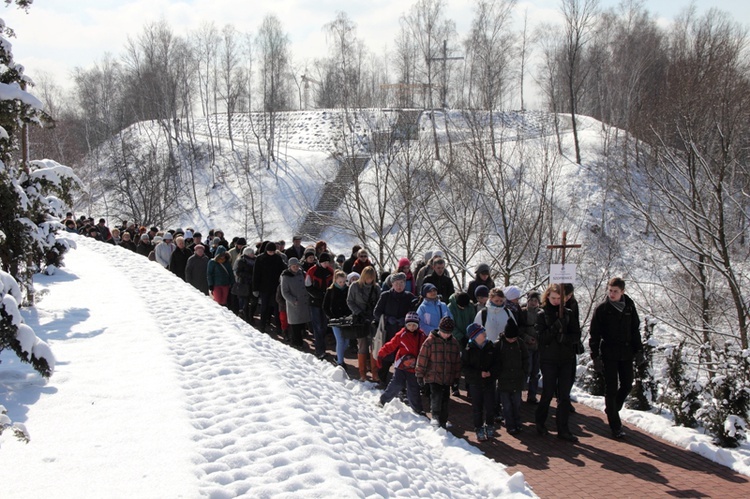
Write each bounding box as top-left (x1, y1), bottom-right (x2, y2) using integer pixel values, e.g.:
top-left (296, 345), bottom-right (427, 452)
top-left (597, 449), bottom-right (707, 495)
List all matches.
top-left (463, 323), bottom-right (502, 441)
top-left (377, 312), bottom-right (427, 414)
top-left (415, 317), bottom-right (462, 428)
top-left (497, 321), bottom-right (529, 434)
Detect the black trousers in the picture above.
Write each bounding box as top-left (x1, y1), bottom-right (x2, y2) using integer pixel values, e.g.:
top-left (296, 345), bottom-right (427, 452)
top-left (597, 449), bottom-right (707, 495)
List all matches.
top-left (429, 383), bottom-right (452, 427)
top-left (603, 358), bottom-right (634, 431)
top-left (536, 360), bottom-right (574, 434)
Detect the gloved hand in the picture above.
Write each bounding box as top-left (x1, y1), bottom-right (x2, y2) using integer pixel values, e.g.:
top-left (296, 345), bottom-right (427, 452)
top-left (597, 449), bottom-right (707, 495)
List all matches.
top-left (593, 357), bottom-right (605, 374)
top-left (253, 291), bottom-right (260, 297)
top-left (417, 378), bottom-right (425, 388)
top-left (635, 350), bottom-right (647, 367)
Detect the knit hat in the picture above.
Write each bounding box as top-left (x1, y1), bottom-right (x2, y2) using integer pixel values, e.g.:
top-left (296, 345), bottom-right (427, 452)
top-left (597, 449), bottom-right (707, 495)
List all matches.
top-left (163, 232), bottom-right (173, 240)
top-left (266, 242), bottom-right (277, 252)
top-left (347, 272), bottom-right (360, 282)
top-left (212, 237), bottom-right (221, 246)
top-left (433, 250), bottom-right (445, 259)
top-left (466, 323), bottom-right (486, 342)
top-left (424, 250), bottom-right (433, 262)
top-left (421, 283), bottom-right (437, 297)
top-left (398, 257), bottom-right (411, 269)
top-left (237, 237), bottom-right (247, 246)
top-left (288, 257), bottom-right (300, 268)
top-left (405, 312), bottom-right (420, 325)
top-left (475, 263), bottom-right (491, 275)
top-left (438, 317), bottom-right (455, 333)
top-left (153, 236), bottom-right (163, 244)
top-left (215, 246), bottom-right (227, 256)
top-left (504, 285), bottom-right (522, 301)
top-left (336, 254), bottom-right (346, 263)
top-left (243, 247), bottom-right (255, 256)
top-left (527, 291), bottom-right (541, 301)
top-left (504, 320), bottom-right (519, 339)
top-left (319, 252), bottom-right (332, 263)
top-left (304, 247), bottom-right (316, 258)
top-left (475, 285), bottom-right (490, 299)
top-left (390, 272), bottom-right (406, 282)
top-left (456, 292), bottom-right (471, 308)
top-left (193, 244), bottom-right (205, 252)
top-left (140, 234), bottom-right (150, 241)
top-left (184, 230), bottom-right (194, 239)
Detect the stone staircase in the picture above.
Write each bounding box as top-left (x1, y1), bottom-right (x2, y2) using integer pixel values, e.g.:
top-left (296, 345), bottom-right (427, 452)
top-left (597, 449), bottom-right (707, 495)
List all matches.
top-left (297, 155), bottom-right (370, 240)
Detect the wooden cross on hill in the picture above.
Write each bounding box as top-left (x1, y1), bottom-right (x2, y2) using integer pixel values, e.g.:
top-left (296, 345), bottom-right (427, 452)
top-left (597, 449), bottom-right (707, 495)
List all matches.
top-left (547, 231), bottom-right (581, 317)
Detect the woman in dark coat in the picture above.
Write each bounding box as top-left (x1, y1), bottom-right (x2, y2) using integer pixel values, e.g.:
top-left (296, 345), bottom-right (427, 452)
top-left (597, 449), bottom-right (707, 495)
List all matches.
top-left (534, 283), bottom-right (581, 442)
top-left (323, 269), bottom-right (351, 367)
top-left (207, 246), bottom-right (234, 306)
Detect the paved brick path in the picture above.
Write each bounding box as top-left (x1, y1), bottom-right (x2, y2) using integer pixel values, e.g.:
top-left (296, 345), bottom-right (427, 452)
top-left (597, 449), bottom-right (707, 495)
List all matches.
top-left (267, 326), bottom-right (749, 497)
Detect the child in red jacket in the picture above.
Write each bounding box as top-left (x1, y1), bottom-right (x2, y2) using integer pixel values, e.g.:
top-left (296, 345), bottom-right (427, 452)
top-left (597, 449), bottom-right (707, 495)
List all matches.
top-left (377, 312), bottom-right (426, 414)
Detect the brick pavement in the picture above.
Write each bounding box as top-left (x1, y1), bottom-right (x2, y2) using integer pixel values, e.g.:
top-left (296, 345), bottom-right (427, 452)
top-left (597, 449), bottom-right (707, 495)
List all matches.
top-left (264, 325), bottom-right (749, 498)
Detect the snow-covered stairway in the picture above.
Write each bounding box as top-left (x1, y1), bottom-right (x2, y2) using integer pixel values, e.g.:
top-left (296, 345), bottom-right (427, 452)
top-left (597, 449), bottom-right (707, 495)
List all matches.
top-left (297, 154), bottom-right (370, 240)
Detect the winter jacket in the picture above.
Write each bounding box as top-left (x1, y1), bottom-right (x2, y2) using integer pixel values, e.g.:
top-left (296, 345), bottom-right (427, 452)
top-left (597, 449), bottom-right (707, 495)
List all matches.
top-left (280, 268), bottom-right (311, 325)
top-left (323, 283), bottom-right (351, 319)
top-left (447, 293), bottom-right (475, 345)
top-left (415, 330), bottom-right (462, 385)
top-left (232, 256), bottom-right (255, 297)
top-left (378, 327), bottom-right (427, 373)
top-left (305, 264), bottom-right (334, 308)
top-left (136, 241), bottom-right (153, 258)
top-left (168, 247), bottom-right (192, 280)
top-left (154, 241), bottom-right (176, 268)
top-left (374, 289), bottom-right (417, 338)
top-left (286, 244), bottom-right (305, 261)
top-left (423, 271), bottom-right (455, 304)
top-left (462, 340), bottom-right (501, 387)
top-left (252, 251), bottom-right (287, 295)
top-left (185, 254), bottom-right (209, 294)
top-left (346, 281), bottom-right (381, 322)
top-left (536, 304), bottom-right (581, 365)
top-left (496, 337), bottom-right (529, 392)
top-left (467, 277), bottom-right (495, 303)
top-left (589, 294), bottom-right (642, 362)
top-left (119, 240), bottom-right (137, 252)
top-left (417, 297), bottom-right (452, 336)
top-left (519, 305), bottom-right (540, 351)
top-left (206, 253), bottom-right (235, 288)
top-left (475, 302), bottom-right (515, 343)
top-left (352, 258), bottom-right (374, 275)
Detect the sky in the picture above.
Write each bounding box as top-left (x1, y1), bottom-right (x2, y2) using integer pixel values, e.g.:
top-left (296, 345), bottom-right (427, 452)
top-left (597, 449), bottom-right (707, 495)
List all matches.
top-left (3, 0), bottom-right (750, 94)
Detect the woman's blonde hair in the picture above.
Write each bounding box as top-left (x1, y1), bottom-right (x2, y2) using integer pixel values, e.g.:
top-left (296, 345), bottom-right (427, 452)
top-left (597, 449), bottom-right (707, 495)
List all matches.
top-left (359, 266), bottom-right (377, 284)
top-left (541, 283), bottom-right (563, 307)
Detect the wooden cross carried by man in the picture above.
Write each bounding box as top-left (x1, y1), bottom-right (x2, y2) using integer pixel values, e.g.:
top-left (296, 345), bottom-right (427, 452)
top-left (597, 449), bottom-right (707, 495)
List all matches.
top-left (547, 231), bottom-right (581, 317)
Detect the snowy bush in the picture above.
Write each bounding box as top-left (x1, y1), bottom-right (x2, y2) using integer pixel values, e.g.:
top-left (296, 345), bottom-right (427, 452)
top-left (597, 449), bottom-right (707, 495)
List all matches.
top-left (0, 404), bottom-right (29, 446)
top-left (580, 358), bottom-right (605, 396)
top-left (697, 343), bottom-right (750, 448)
top-left (629, 317), bottom-right (658, 411)
top-left (661, 342), bottom-right (702, 428)
top-left (0, 269), bottom-right (55, 377)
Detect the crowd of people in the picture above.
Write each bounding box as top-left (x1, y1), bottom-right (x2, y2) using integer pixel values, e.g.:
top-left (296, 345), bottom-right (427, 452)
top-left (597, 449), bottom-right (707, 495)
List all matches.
top-left (68, 214), bottom-right (644, 444)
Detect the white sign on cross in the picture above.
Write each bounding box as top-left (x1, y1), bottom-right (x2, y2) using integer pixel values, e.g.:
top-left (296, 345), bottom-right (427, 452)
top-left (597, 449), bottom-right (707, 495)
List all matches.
top-left (549, 264), bottom-right (577, 284)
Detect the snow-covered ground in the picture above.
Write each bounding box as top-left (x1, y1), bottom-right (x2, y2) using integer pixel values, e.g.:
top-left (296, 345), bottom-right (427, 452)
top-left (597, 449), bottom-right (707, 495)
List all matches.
top-left (0, 236), bottom-right (532, 498)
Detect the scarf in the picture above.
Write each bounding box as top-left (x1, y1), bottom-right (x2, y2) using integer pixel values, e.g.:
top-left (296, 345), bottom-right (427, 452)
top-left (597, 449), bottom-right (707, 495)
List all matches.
top-left (608, 297), bottom-right (626, 313)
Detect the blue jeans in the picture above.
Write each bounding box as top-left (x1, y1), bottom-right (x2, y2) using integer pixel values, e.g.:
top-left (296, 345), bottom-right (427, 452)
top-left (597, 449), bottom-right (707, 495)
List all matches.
top-left (500, 390), bottom-right (522, 431)
top-left (310, 306), bottom-right (328, 357)
top-left (380, 369), bottom-right (423, 414)
top-left (331, 326), bottom-right (347, 365)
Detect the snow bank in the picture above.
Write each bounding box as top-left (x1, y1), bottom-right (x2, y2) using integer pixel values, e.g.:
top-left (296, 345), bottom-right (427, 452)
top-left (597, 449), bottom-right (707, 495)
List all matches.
top-left (0, 236), bottom-right (534, 498)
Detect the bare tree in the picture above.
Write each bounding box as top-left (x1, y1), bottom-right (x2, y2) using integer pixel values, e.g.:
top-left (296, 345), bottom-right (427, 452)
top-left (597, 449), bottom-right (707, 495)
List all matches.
top-left (560, 0), bottom-right (599, 164)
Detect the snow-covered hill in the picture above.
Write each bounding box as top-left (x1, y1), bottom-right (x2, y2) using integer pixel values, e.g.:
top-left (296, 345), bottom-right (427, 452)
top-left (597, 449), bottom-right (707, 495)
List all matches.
top-left (0, 236), bottom-right (532, 498)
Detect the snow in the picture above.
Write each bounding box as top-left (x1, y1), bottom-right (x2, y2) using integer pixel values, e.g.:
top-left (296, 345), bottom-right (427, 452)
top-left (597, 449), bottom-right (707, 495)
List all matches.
top-left (573, 387), bottom-right (750, 477)
top-left (0, 236), bottom-right (533, 498)
top-left (0, 81), bottom-right (44, 110)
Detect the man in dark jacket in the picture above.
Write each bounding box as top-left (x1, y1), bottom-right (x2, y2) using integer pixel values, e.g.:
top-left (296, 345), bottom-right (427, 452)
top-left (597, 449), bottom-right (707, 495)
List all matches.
top-left (185, 245), bottom-right (210, 295)
top-left (305, 252), bottom-right (334, 359)
top-left (252, 242), bottom-right (287, 333)
top-left (342, 245), bottom-right (361, 274)
top-left (286, 235), bottom-right (305, 260)
top-left (589, 277), bottom-right (644, 439)
top-left (373, 272), bottom-right (416, 384)
top-left (168, 236), bottom-right (193, 280)
top-left (423, 257), bottom-right (455, 305)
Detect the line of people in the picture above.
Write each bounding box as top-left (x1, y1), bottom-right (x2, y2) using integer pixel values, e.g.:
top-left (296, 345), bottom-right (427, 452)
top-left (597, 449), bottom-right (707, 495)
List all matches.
top-left (75, 216), bottom-right (643, 443)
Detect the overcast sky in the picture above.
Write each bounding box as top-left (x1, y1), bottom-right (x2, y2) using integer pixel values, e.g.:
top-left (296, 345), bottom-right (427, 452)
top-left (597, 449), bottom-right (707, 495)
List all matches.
top-left (3, 0), bottom-right (749, 95)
